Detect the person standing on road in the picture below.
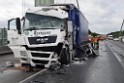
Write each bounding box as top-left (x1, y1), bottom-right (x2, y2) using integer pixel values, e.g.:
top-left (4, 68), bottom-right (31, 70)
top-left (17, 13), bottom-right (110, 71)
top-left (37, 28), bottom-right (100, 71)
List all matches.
top-left (91, 36), bottom-right (100, 50)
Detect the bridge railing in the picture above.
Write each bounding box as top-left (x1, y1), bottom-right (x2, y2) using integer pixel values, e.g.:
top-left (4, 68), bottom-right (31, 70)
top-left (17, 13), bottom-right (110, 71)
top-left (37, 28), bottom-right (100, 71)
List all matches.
top-left (0, 28), bottom-right (7, 46)
top-left (0, 28), bottom-right (12, 54)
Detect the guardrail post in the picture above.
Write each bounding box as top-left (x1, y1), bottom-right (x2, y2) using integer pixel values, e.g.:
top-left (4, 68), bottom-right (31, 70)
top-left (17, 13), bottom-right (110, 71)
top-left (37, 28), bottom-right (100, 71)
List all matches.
top-left (0, 28), bottom-right (7, 46)
top-left (0, 29), bottom-right (2, 46)
top-left (2, 28), bottom-right (4, 46)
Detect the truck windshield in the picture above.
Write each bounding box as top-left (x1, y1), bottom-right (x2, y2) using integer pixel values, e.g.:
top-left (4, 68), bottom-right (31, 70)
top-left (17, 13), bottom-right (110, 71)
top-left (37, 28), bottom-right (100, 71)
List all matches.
top-left (23, 13), bottom-right (65, 30)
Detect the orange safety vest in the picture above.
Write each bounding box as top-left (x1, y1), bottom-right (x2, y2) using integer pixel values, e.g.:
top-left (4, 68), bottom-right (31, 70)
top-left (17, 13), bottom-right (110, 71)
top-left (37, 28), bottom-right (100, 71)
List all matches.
top-left (91, 37), bottom-right (99, 43)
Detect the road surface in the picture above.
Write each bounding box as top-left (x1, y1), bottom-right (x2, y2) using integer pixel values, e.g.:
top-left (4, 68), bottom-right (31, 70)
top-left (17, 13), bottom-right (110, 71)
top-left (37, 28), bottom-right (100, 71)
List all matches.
top-left (0, 46), bottom-right (12, 55)
top-left (0, 54), bottom-right (38, 83)
top-left (0, 40), bottom-right (124, 83)
top-left (22, 40), bottom-right (124, 83)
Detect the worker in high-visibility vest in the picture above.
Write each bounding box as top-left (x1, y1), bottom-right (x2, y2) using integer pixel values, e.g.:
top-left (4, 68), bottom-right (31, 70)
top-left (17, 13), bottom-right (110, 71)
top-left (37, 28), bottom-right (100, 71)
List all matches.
top-left (91, 36), bottom-right (99, 50)
top-left (88, 30), bottom-right (94, 48)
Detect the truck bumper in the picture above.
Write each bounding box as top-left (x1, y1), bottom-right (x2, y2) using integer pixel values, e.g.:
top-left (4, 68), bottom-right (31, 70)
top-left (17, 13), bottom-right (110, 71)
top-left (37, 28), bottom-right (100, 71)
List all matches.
top-left (9, 46), bottom-right (58, 68)
top-left (29, 51), bottom-right (58, 68)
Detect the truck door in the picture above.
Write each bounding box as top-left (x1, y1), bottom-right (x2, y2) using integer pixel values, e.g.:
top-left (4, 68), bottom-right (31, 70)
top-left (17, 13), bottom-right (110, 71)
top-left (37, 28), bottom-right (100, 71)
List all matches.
top-left (7, 18), bottom-right (24, 46)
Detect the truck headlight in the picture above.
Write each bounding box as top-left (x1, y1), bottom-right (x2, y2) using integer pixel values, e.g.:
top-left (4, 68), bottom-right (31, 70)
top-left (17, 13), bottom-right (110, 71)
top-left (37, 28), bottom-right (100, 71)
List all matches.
top-left (20, 51), bottom-right (28, 57)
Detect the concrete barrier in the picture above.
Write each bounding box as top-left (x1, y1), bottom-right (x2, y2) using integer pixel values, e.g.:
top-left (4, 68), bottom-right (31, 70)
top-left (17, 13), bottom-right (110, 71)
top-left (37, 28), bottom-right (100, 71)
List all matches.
top-left (0, 46), bottom-right (12, 55)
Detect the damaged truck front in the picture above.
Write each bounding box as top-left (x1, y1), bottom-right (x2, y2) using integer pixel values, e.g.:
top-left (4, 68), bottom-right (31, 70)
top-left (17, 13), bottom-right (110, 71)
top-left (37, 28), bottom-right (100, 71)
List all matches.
top-left (7, 4), bottom-right (89, 68)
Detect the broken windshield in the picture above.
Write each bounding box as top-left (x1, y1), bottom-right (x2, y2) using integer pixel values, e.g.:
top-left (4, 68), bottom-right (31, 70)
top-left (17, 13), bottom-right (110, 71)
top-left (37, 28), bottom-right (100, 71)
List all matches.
top-left (23, 13), bottom-right (65, 30)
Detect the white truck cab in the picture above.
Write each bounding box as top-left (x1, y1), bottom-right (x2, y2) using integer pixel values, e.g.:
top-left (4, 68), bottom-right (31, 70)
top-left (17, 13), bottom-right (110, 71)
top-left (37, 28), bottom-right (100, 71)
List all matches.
top-left (7, 6), bottom-right (72, 68)
top-left (7, 4), bottom-right (90, 68)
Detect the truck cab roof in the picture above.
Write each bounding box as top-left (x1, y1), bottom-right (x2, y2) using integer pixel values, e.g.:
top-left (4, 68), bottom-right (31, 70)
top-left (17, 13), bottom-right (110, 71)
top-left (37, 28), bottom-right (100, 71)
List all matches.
top-left (26, 5), bottom-right (68, 19)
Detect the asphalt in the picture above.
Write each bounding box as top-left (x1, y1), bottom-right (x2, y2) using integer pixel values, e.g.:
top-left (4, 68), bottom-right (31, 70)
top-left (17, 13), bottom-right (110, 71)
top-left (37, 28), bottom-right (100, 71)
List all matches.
top-left (22, 40), bottom-right (124, 83)
top-left (0, 54), bottom-right (38, 83)
top-left (0, 46), bottom-right (12, 55)
top-left (0, 40), bottom-right (124, 83)
top-left (106, 40), bottom-right (124, 68)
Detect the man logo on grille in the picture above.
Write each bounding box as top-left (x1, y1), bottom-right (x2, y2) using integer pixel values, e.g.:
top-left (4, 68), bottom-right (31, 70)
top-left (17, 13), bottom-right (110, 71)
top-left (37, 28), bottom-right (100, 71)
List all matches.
top-left (37, 38), bottom-right (48, 43)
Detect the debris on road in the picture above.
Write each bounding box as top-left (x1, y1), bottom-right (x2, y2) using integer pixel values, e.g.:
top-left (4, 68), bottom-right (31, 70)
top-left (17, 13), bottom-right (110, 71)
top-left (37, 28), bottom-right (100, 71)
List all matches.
top-left (6, 61), bottom-right (14, 67)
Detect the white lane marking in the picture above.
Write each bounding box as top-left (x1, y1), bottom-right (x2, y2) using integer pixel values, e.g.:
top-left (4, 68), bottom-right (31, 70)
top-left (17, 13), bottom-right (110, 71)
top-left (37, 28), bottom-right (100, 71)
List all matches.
top-left (107, 41), bottom-right (124, 59)
top-left (107, 45), bottom-right (124, 69)
top-left (19, 69), bottom-right (47, 83)
top-left (109, 40), bottom-right (124, 50)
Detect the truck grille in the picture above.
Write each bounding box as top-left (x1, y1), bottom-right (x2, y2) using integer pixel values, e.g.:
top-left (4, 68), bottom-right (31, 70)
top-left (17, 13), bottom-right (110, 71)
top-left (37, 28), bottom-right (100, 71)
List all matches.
top-left (26, 46), bottom-right (57, 52)
top-left (28, 36), bottom-right (57, 45)
top-left (31, 53), bottom-right (50, 58)
top-left (32, 60), bottom-right (48, 64)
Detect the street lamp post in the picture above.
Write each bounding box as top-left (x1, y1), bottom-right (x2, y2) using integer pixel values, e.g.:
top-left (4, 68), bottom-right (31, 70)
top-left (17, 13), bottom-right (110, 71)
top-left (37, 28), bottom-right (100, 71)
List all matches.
top-left (76, 0), bottom-right (80, 9)
top-left (120, 19), bottom-right (124, 37)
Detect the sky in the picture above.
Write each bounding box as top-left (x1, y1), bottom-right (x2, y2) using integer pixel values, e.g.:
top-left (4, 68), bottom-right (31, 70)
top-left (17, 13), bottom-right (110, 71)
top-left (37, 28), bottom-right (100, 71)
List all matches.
top-left (0, 0), bottom-right (124, 34)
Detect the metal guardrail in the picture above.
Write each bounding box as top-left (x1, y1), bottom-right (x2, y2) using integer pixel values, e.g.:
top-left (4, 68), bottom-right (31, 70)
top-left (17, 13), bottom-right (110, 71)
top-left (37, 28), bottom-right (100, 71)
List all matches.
top-left (0, 46), bottom-right (12, 55)
top-left (0, 28), bottom-right (7, 46)
top-left (0, 28), bottom-right (12, 54)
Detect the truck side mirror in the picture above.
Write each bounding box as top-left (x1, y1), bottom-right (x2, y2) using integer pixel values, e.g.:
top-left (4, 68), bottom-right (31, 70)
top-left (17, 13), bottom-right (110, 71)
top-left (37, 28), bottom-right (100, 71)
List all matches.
top-left (16, 18), bottom-right (21, 34)
top-left (67, 21), bottom-right (73, 32)
top-left (21, 17), bottom-right (25, 21)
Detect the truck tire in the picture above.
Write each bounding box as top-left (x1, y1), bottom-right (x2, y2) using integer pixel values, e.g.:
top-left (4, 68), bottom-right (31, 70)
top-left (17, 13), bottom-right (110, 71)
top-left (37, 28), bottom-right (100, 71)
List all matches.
top-left (59, 47), bottom-right (70, 65)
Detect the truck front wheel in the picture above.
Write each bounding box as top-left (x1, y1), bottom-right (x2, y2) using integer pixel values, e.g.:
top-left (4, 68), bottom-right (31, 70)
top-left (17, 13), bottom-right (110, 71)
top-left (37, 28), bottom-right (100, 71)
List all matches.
top-left (59, 46), bottom-right (70, 65)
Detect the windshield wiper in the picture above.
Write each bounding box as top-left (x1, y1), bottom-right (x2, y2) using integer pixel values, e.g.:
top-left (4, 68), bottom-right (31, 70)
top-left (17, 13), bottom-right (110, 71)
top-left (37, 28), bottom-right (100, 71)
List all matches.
top-left (45, 28), bottom-right (56, 29)
top-left (38, 28), bottom-right (56, 30)
top-left (25, 27), bottom-right (38, 31)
